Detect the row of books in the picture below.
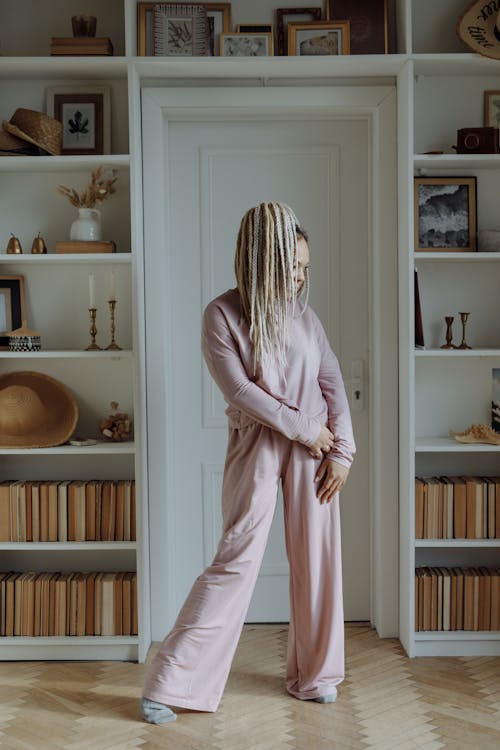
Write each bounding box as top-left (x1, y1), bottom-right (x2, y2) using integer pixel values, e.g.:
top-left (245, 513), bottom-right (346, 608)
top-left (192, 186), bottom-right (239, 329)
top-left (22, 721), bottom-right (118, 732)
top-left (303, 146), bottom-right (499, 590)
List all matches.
top-left (0, 571), bottom-right (137, 637)
top-left (0, 480), bottom-right (136, 543)
top-left (415, 567), bottom-right (500, 632)
top-left (50, 37), bottom-right (114, 56)
top-left (415, 476), bottom-right (500, 539)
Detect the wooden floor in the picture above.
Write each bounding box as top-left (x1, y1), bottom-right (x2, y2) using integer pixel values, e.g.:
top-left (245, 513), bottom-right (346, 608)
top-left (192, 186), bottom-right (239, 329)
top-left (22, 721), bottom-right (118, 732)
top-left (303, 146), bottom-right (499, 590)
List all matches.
top-left (0, 624), bottom-right (499, 749)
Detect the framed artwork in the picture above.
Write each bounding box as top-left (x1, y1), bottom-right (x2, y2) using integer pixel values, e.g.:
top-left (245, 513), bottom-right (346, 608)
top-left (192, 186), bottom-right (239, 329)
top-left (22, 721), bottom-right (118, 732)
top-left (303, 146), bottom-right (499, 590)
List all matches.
top-left (288, 21), bottom-right (350, 56)
top-left (484, 89), bottom-right (500, 146)
top-left (236, 24), bottom-right (273, 34)
top-left (137, 2), bottom-right (231, 56)
top-left (153, 4), bottom-right (208, 56)
top-left (414, 269), bottom-right (424, 349)
top-left (0, 275), bottom-right (25, 349)
top-left (276, 7), bottom-right (322, 55)
top-left (326, 0), bottom-right (388, 54)
top-left (46, 86), bottom-right (110, 155)
top-left (414, 177), bottom-right (477, 252)
top-left (221, 32), bottom-right (273, 57)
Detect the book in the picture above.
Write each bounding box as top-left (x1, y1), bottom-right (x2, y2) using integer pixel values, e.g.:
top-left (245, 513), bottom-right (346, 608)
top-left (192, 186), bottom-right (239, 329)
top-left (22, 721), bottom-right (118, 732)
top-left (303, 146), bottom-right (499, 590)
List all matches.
top-left (0, 481), bottom-right (10, 542)
top-left (55, 240), bottom-right (116, 254)
top-left (448, 477), bottom-right (466, 539)
top-left (48, 482), bottom-right (59, 543)
top-left (415, 478), bottom-right (425, 539)
top-left (57, 480), bottom-right (71, 542)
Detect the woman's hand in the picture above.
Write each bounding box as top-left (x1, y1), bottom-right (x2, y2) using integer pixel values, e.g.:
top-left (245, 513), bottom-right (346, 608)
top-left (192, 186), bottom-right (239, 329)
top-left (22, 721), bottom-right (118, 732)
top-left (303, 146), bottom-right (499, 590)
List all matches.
top-left (314, 459), bottom-right (350, 504)
top-left (308, 425), bottom-right (335, 459)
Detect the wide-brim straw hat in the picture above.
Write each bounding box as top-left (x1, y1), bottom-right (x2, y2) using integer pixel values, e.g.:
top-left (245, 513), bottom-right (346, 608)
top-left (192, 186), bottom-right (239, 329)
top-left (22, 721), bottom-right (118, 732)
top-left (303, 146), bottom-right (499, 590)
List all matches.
top-left (0, 371), bottom-right (78, 448)
top-left (0, 127), bottom-right (38, 155)
top-left (2, 108), bottom-right (62, 156)
top-left (457, 2), bottom-right (500, 60)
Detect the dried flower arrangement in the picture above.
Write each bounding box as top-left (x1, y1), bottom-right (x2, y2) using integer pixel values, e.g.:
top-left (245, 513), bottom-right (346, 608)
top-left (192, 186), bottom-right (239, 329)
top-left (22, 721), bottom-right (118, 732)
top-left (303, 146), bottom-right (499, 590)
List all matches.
top-left (57, 166), bottom-right (118, 208)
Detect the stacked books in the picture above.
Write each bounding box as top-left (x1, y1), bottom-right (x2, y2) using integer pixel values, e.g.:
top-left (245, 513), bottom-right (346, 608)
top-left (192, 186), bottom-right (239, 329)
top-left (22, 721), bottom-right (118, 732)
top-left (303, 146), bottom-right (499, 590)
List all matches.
top-left (415, 476), bottom-right (500, 539)
top-left (50, 37), bottom-right (113, 56)
top-left (415, 567), bottom-right (500, 631)
top-left (0, 480), bottom-right (136, 543)
top-left (55, 241), bottom-right (116, 254)
top-left (0, 571), bottom-right (137, 637)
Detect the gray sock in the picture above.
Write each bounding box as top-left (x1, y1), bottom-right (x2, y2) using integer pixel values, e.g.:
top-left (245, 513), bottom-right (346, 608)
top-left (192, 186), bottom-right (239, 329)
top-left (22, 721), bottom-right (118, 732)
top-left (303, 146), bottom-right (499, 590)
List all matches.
top-left (141, 697), bottom-right (177, 724)
top-left (314, 687), bottom-right (337, 703)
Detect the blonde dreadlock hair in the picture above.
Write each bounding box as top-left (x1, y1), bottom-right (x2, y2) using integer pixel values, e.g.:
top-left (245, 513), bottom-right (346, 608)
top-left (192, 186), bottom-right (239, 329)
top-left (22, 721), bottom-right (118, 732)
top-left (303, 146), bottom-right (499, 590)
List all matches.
top-left (234, 201), bottom-right (310, 375)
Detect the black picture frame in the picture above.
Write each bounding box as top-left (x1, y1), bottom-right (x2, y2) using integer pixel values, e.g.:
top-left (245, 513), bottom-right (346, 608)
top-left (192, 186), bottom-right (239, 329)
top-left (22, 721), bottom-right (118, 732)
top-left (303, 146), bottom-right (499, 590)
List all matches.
top-left (0, 275), bottom-right (25, 349)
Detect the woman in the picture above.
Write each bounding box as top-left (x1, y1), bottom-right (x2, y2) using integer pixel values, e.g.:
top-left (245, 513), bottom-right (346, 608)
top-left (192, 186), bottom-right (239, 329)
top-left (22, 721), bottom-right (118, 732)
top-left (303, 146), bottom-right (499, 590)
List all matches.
top-left (142, 201), bottom-right (355, 724)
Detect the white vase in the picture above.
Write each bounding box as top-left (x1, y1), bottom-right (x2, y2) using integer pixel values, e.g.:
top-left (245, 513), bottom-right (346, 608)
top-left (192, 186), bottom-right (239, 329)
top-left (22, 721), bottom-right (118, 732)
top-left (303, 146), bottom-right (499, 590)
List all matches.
top-left (70, 208), bottom-right (102, 241)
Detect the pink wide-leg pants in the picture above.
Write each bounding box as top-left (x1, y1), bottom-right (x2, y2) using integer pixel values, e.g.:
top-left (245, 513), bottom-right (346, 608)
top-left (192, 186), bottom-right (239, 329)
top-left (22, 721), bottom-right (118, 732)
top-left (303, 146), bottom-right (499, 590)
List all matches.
top-left (142, 420), bottom-right (344, 712)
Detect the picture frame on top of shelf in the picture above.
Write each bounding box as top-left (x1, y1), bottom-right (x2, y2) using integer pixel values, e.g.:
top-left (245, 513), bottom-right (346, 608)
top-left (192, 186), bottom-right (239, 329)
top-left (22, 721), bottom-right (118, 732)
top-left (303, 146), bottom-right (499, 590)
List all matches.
top-left (236, 24), bottom-right (273, 34)
top-left (0, 275), bottom-right (25, 349)
top-left (484, 90), bottom-right (500, 146)
top-left (46, 86), bottom-right (111, 156)
top-left (326, 0), bottom-right (388, 54)
top-left (137, 2), bottom-right (231, 56)
top-left (414, 176), bottom-right (477, 252)
top-left (287, 21), bottom-right (350, 56)
top-left (276, 7), bottom-right (322, 55)
top-left (221, 32), bottom-right (273, 57)
top-left (492, 369), bottom-right (500, 433)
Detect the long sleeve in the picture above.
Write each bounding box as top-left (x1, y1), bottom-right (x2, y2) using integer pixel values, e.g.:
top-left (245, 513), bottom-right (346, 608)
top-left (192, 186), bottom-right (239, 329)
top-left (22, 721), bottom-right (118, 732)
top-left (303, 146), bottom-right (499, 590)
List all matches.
top-left (201, 302), bottom-right (321, 446)
top-left (309, 310), bottom-right (356, 468)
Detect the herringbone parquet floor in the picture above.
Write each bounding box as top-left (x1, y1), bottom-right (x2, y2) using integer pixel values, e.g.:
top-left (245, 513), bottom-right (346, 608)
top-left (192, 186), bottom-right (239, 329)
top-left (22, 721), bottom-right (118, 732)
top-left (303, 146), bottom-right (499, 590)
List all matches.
top-left (0, 624), bottom-right (499, 749)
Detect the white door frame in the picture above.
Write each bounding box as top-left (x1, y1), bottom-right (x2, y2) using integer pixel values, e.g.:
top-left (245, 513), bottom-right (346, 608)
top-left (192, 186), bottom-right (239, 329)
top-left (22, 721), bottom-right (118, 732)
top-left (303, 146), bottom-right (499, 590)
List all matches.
top-left (142, 85), bottom-right (399, 641)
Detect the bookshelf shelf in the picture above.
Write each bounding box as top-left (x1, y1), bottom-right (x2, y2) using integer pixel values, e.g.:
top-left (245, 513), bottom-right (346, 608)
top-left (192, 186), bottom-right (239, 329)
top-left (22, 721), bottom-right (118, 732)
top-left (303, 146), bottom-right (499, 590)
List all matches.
top-left (0, 636), bottom-right (138, 661)
top-left (0, 154), bottom-right (130, 173)
top-left (414, 154), bottom-right (500, 170)
top-left (415, 540), bottom-right (500, 548)
top-left (415, 438), bottom-right (500, 453)
top-left (0, 350), bottom-right (133, 359)
top-left (415, 631), bottom-right (500, 641)
top-left (415, 349), bottom-right (500, 358)
top-left (0, 442), bottom-right (135, 455)
top-left (0, 542), bottom-right (137, 551)
top-left (0, 253), bottom-right (132, 264)
top-left (414, 252), bottom-right (500, 262)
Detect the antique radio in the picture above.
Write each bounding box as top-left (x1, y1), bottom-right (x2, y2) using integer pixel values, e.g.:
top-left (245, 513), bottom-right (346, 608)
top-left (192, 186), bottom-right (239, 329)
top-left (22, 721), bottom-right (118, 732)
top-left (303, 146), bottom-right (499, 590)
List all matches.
top-left (456, 127), bottom-right (499, 154)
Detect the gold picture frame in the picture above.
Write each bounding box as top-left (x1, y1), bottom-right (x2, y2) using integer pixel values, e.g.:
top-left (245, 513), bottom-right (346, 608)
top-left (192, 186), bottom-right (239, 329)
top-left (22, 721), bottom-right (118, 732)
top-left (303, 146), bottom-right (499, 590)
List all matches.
top-left (220, 32), bottom-right (274, 57)
top-left (137, 2), bottom-right (231, 56)
top-left (287, 21), bottom-right (350, 56)
top-left (484, 89), bottom-right (500, 147)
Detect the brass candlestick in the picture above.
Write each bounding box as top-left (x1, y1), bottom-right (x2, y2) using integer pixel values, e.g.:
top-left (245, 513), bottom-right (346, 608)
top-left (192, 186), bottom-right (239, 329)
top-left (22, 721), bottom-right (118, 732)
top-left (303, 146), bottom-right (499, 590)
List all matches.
top-left (106, 299), bottom-right (122, 350)
top-left (86, 307), bottom-right (102, 350)
top-left (457, 311), bottom-right (472, 350)
top-left (440, 316), bottom-right (456, 349)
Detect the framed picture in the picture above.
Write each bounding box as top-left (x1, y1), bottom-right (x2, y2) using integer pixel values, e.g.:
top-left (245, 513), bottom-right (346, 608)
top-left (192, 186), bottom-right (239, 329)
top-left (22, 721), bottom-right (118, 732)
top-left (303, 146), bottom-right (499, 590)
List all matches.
top-left (236, 24), bottom-right (273, 33)
top-left (288, 21), bottom-right (350, 56)
top-left (276, 7), bottom-right (322, 56)
top-left (0, 275), bottom-right (25, 349)
top-left (414, 177), bottom-right (477, 252)
top-left (46, 86), bottom-right (110, 155)
top-left (484, 89), bottom-right (500, 146)
top-left (153, 3), bottom-right (209, 56)
top-left (326, 0), bottom-right (388, 54)
top-left (414, 269), bottom-right (424, 349)
top-left (138, 2), bottom-right (231, 56)
top-left (221, 32), bottom-right (273, 57)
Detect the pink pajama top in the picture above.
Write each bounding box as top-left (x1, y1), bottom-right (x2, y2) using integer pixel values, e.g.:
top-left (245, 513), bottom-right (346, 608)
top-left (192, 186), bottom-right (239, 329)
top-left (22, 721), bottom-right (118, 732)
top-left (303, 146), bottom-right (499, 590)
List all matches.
top-left (201, 288), bottom-right (355, 469)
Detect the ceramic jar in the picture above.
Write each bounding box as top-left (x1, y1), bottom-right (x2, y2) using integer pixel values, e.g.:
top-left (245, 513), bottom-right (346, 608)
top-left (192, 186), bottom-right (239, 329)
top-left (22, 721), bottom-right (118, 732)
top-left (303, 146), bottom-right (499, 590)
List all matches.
top-left (70, 208), bottom-right (102, 241)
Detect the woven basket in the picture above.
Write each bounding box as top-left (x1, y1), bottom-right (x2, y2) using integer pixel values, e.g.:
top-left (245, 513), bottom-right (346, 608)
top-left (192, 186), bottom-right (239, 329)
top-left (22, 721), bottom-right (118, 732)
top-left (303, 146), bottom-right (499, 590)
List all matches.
top-left (2, 108), bottom-right (62, 156)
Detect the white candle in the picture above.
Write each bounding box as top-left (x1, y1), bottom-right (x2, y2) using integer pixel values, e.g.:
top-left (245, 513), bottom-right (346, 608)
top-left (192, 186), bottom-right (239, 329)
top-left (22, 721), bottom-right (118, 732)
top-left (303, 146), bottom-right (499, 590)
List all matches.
top-left (89, 273), bottom-right (95, 308)
top-left (109, 270), bottom-right (116, 301)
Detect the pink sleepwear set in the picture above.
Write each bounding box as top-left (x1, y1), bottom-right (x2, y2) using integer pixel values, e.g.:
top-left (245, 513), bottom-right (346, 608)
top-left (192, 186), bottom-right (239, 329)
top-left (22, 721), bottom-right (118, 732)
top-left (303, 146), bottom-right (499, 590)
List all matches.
top-left (143, 288), bottom-right (355, 712)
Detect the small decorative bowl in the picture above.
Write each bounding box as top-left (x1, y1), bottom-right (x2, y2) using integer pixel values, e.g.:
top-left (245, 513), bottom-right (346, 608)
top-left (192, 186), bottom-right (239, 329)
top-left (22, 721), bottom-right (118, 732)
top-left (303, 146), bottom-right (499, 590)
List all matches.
top-left (8, 321), bottom-right (41, 352)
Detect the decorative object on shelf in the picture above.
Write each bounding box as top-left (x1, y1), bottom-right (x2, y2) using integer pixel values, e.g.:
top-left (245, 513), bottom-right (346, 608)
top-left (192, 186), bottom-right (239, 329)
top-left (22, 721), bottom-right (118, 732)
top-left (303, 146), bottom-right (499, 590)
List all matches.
top-left (484, 89), bottom-right (500, 147)
top-left (7, 320), bottom-right (41, 352)
top-left (414, 269), bottom-right (425, 349)
top-left (56, 240), bottom-right (116, 254)
top-left (100, 401), bottom-right (133, 442)
top-left (287, 21), bottom-right (350, 56)
top-left (440, 316), bottom-right (455, 350)
top-left (70, 208), bottom-right (102, 242)
top-left (414, 176), bottom-right (477, 252)
top-left (0, 274), bottom-right (25, 349)
top-left (106, 271), bottom-right (122, 351)
top-left (455, 126), bottom-right (499, 154)
top-left (0, 127), bottom-right (39, 156)
top-left (46, 85), bottom-right (111, 155)
top-left (72, 14), bottom-right (97, 37)
top-left (492, 368), bottom-right (500, 433)
top-left (153, 3), bottom-right (209, 56)
top-left (68, 437), bottom-right (98, 446)
top-left (86, 272), bottom-right (102, 351)
top-left (1, 108), bottom-right (62, 156)
top-left (449, 423), bottom-right (500, 445)
top-left (276, 7), bottom-right (322, 56)
top-left (457, 3), bottom-right (500, 60)
top-left (326, 0), bottom-right (388, 54)
top-left (221, 32), bottom-right (273, 56)
top-left (6, 233), bottom-right (23, 254)
top-left (50, 35), bottom-right (113, 56)
top-left (138, 2), bottom-right (231, 56)
top-left (31, 232), bottom-right (47, 254)
top-left (456, 311), bottom-right (472, 350)
top-left (478, 229), bottom-right (500, 252)
top-left (0, 370), bottom-right (78, 448)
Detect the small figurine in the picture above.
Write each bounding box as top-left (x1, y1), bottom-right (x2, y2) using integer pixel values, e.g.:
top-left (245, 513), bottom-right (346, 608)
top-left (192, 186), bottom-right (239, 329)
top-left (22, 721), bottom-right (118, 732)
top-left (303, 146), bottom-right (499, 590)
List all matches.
top-left (100, 401), bottom-right (133, 442)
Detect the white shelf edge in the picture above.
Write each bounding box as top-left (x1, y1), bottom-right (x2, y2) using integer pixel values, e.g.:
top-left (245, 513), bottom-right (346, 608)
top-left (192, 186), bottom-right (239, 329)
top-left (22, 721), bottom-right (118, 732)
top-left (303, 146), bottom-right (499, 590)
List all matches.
top-left (414, 154), bottom-right (500, 170)
top-left (0, 349), bottom-right (133, 359)
top-left (0, 154), bottom-right (130, 172)
top-left (414, 631), bottom-right (500, 641)
top-left (415, 349), bottom-right (500, 357)
top-left (415, 438), bottom-right (500, 453)
top-left (0, 441), bottom-right (135, 455)
top-left (0, 542), bottom-right (137, 551)
top-left (0, 56), bottom-right (129, 79)
top-left (0, 636), bottom-right (138, 643)
top-left (0, 252), bottom-right (133, 264)
top-left (415, 540), bottom-right (500, 548)
top-left (412, 52), bottom-right (500, 76)
top-left (414, 252), bottom-right (500, 261)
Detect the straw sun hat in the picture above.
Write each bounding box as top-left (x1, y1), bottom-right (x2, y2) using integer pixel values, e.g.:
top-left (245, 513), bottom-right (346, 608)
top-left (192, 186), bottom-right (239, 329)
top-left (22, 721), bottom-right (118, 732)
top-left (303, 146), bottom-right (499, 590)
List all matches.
top-left (0, 371), bottom-right (78, 448)
top-left (457, 1), bottom-right (500, 59)
top-left (1, 108), bottom-right (62, 156)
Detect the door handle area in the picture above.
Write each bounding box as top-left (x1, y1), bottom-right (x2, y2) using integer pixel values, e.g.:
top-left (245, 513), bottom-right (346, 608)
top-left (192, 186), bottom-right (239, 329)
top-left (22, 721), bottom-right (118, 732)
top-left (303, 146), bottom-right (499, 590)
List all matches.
top-left (350, 358), bottom-right (364, 413)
